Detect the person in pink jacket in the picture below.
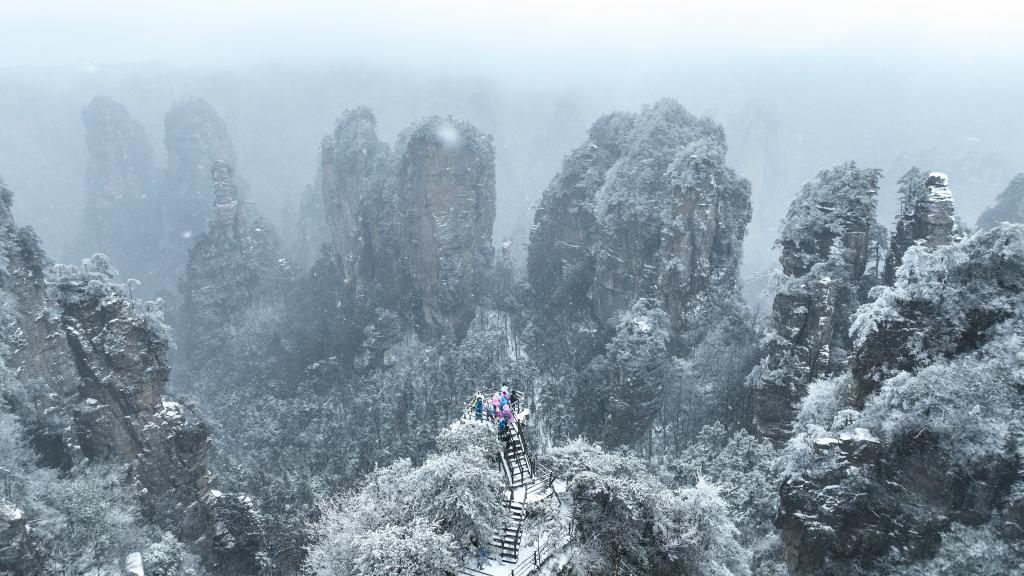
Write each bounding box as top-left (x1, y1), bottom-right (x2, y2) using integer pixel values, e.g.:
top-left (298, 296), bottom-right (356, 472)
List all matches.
top-left (502, 404), bottom-right (515, 426)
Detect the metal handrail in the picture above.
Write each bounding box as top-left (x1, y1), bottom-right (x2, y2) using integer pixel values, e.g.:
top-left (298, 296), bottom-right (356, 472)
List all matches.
top-left (461, 389), bottom-right (571, 576)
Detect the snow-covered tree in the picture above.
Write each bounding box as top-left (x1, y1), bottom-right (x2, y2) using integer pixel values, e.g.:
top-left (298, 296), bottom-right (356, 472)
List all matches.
top-left (305, 419), bottom-right (503, 576)
top-left (542, 439), bottom-right (750, 576)
top-left (777, 224), bottom-right (1024, 575)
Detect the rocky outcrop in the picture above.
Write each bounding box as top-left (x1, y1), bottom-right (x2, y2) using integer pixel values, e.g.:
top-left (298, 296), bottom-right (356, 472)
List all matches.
top-left (317, 109), bottom-right (495, 341)
top-left (778, 225), bottom-right (1024, 575)
top-left (750, 163), bottom-right (881, 439)
top-left (527, 99), bottom-right (751, 364)
top-left (851, 225), bottom-right (1010, 408)
top-left (777, 429), bottom-right (950, 574)
top-left (977, 173), bottom-right (1024, 229)
top-left (181, 161), bottom-right (285, 380)
top-left (0, 183), bottom-right (263, 572)
top-left (81, 96), bottom-right (161, 287)
top-left (882, 169), bottom-right (959, 284)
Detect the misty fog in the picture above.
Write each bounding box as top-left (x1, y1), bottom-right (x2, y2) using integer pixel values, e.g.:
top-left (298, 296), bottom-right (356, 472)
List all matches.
top-left (4, 1), bottom-right (1023, 302)
top-left (2, 3), bottom-right (1024, 576)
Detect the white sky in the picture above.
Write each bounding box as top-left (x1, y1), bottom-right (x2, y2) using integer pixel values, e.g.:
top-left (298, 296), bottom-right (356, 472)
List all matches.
top-left (2, 0), bottom-right (1022, 78)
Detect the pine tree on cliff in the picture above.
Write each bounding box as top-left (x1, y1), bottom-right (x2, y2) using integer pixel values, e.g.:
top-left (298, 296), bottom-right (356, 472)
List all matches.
top-left (749, 162), bottom-right (882, 440)
top-left (977, 173), bottom-right (1024, 229)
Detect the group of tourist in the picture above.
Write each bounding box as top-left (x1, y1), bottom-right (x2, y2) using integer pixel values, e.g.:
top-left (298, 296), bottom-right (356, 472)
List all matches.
top-left (469, 385), bottom-right (519, 434)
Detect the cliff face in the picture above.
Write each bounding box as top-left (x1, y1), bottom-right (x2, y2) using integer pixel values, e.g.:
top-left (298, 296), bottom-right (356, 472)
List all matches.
top-left (319, 107), bottom-right (391, 283)
top-left (778, 225), bottom-right (1024, 575)
top-left (883, 169), bottom-right (959, 285)
top-left (394, 118), bottom-right (496, 339)
top-left (317, 109), bottom-right (495, 341)
top-left (0, 184), bottom-right (262, 573)
top-left (978, 173), bottom-right (1024, 229)
top-left (527, 99), bottom-right (751, 364)
top-left (750, 163), bottom-right (881, 440)
top-left (0, 185), bottom-right (81, 470)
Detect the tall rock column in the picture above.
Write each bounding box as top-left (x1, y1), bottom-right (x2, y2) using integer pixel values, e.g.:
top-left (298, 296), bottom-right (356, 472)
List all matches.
top-left (319, 107), bottom-right (391, 283)
top-left (162, 98), bottom-right (236, 274)
top-left (394, 117), bottom-right (496, 340)
top-left (313, 109), bottom-right (496, 343)
top-left (181, 161), bottom-right (283, 381)
top-left (751, 162), bottom-right (881, 440)
top-left (81, 96), bottom-right (160, 283)
top-left (527, 99), bottom-right (751, 364)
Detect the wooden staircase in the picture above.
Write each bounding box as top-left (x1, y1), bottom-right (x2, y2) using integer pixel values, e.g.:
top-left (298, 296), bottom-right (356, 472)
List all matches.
top-left (459, 393), bottom-right (560, 575)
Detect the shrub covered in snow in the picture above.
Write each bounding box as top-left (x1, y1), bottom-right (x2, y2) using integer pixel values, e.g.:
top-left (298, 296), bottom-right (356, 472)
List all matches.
top-left (541, 439), bottom-right (750, 576)
top-left (305, 423), bottom-right (504, 575)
